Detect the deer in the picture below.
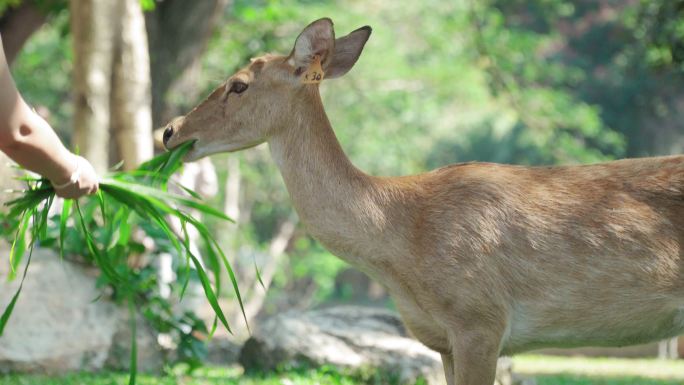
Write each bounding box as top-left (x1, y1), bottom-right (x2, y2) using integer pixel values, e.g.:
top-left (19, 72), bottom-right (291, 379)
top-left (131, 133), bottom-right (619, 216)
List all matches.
top-left (162, 18), bottom-right (684, 385)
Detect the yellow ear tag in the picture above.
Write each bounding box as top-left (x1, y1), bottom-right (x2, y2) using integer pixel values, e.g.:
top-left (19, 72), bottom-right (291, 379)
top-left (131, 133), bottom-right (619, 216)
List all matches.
top-left (301, 55), bottom-right (325, 84)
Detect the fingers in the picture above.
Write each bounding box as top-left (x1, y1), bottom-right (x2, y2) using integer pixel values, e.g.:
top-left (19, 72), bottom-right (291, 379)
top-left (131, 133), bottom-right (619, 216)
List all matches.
top-left (53, 156), bottom-right (100, 199)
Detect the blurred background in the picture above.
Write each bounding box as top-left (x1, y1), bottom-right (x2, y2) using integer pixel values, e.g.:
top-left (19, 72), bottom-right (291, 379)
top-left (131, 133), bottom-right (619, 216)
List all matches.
top-left (1, 0), bottom-right (684, 384)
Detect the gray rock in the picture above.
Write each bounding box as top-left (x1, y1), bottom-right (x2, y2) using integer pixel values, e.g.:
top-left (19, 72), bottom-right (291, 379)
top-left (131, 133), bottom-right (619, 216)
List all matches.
top-left (246, 307), bottom-right (440, 383)
top-left (0, 247), bottom-right (162, 373)
top-left (239, 306), bottom-right (523, 385)
top-left (105, 313), bottom-right (165, 373)
top-left (207, 336), bottom-right (242, 365)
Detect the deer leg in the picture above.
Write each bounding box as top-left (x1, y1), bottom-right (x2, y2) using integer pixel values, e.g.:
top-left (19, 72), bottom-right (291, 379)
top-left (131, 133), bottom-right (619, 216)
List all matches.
top-left (450, 329), bottom-right (501, 385)
top-left (441, 353), bottom-right (456, 385)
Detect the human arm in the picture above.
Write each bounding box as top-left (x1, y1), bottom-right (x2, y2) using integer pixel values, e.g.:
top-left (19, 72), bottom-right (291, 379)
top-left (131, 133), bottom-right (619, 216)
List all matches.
top-left (0, 34), bottom-right (98, 198)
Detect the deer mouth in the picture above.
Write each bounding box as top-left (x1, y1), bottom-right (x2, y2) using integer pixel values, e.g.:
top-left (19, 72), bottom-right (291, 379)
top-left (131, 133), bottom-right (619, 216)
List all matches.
top-left (183, 142), bottom-right (204, 162)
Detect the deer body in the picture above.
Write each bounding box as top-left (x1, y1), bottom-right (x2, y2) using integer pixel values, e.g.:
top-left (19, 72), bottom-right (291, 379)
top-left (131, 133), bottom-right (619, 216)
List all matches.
top-left (163, 18), bottom-right (684, 385)
top-left (270, 88), bottom-right (684, 356)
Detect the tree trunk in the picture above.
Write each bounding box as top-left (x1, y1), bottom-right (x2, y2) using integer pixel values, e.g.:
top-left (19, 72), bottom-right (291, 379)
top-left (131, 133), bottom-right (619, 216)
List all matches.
top-left (70, 0), bottom-right (118, 173)
top-left (111, 0), bottom-right (153, 170)
top-left (0, 2), bottom-right (47, 65)
top-left (145, 0), bottom-right (229, 126)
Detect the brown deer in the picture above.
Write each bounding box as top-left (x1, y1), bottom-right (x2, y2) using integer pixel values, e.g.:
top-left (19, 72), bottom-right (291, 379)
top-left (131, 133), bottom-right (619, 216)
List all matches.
top-left (162, 18), bottom-right (684, 385)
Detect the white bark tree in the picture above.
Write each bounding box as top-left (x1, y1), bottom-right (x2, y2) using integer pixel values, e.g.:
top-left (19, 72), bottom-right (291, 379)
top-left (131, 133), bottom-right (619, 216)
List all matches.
top-left (70, 0), bottom-right (152, 172)
top-left (111, 0), bottom-right (153, 170)
top-left (70, 0), bottom-right (117, 173)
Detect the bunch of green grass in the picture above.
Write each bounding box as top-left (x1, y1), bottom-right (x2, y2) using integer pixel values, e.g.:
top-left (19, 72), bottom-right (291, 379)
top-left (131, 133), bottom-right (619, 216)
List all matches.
top-left (0, 141), bottom-right (245, 384)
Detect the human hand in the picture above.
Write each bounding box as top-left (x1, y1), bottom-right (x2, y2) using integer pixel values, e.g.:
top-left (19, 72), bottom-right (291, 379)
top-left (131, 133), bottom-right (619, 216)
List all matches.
top-left (51, 155), bottom-right (99, 199)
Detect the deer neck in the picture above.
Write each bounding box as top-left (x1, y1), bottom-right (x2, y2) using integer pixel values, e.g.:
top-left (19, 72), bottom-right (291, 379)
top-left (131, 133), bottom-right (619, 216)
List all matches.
top-left (268, 88), bottom-right (397, 264)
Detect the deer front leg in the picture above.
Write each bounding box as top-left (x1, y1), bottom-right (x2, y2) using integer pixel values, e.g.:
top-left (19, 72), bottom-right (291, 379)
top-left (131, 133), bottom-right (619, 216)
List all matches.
top-left (449, 329), bottom-right (501, 385)
top-left (441, 353), bottom-right (455, 385)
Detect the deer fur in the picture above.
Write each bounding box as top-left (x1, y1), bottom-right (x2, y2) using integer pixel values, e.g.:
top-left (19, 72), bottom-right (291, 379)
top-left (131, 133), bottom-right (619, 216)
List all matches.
top-left (163, 18), bottom-right (684, 385)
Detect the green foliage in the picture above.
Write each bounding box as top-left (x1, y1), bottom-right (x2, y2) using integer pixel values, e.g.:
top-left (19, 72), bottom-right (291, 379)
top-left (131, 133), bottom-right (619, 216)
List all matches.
top-left (485, 0), bottom-right (684, 157)
top-left (273, 237), bottom-right (347, 305)
top-left (471, 0), bottom-right (627, 164)
top-left (0, 141), bottom-right (243, 383)
top-left (139, 0), bottom-right (156, 11)
top-left (632, 0), bottom-right (684, 72)
top-left (0, 0), bottom-right (21, 14)
top-left (10, 12), bottom-right (73, 140)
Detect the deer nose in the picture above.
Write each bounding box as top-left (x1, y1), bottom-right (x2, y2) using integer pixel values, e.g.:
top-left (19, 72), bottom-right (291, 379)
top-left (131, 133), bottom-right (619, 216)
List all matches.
top-left (162, 125), bottom-right (174, 147)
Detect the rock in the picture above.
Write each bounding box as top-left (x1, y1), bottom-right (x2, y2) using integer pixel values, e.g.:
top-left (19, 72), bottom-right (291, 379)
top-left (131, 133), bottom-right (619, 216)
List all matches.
top-left (239, 306), bottom-right (517, 384)
top-left (0, 155), bottom-right (21, 207)
top-left (239, 306), bottom-right (523, 385)
top-left (240, 306), bottom-right (442, 384)
top-left (105, 313), bottom-right (165, 373)
top-left (0, 247), bottom-right (163, 374)
top-left (207, 336), bottom-right (242, 365)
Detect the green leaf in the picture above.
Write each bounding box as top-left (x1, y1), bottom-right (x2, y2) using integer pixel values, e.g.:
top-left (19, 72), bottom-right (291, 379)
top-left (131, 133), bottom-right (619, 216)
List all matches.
top-left (138, 140), bottom-right (194, 174)
top-left (255, 260), bottom-right (265, 290)
top-left (117, 209), bottom-right (132, 246)
top-left (59, 199), bottom-right (73, 260)
top-left (205, 238), bottom-right (223, 340)
top-left (8, 210), bottom-right (31, 280)
top-left (139, 0), bottom-right (155, 11)
top-left (187, 248), bottom-right (233, 334)
top-left (0, 236), bottom-right (36, 336)
top-left (179, 184), bottom-right (203, 200)
top-left (160, 140), bottom-right (195, 176)
top-left (75, 201), bottom-right (122, 284)
top-left (101, 178), bottom-right (233, 222)
top-left (96, 190), bottom-right (106, 224)
top-left (178, 220), bottom-right (192, 300)
top-left (38, 194), bottom-right (54, 241)
top-left (183, 214), bottom-right (248, 333)
top-left (128, 295), bottom-right (137, 385)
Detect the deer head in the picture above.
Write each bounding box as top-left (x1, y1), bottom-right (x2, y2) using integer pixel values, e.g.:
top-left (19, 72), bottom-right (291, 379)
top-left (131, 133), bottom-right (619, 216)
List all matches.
top-left (162, 18), bottom-right (371, 161)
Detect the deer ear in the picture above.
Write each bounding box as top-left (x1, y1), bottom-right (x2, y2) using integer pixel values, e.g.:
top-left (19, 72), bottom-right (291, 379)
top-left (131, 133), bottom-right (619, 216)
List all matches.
top-left (290, 18), bottom-right (335, 77)
top-left (326, 26), bottom-right (372, 79)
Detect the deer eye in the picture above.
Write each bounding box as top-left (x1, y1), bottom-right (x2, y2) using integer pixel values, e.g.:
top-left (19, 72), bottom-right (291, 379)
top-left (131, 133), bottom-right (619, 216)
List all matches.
top-left (229, 81), bottom-right (248, 94)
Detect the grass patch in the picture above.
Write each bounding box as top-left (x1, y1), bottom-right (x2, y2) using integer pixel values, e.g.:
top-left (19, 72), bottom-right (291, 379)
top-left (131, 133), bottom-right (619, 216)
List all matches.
top-left (530, 375), bottom-right (683, 385)
top-left (0, 366), bottom-right (384, 385)
top-left (513, 354), bottom-right (684, 385)
top-left (513, 354), bottom-right (684, 379)
top-left (3, 357), bottom-right (684, 385)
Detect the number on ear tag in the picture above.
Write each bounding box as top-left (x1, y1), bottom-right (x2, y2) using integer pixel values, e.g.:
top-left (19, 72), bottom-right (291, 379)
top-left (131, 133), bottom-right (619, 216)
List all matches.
top-left (301, 55), bottom-right (325, 84)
